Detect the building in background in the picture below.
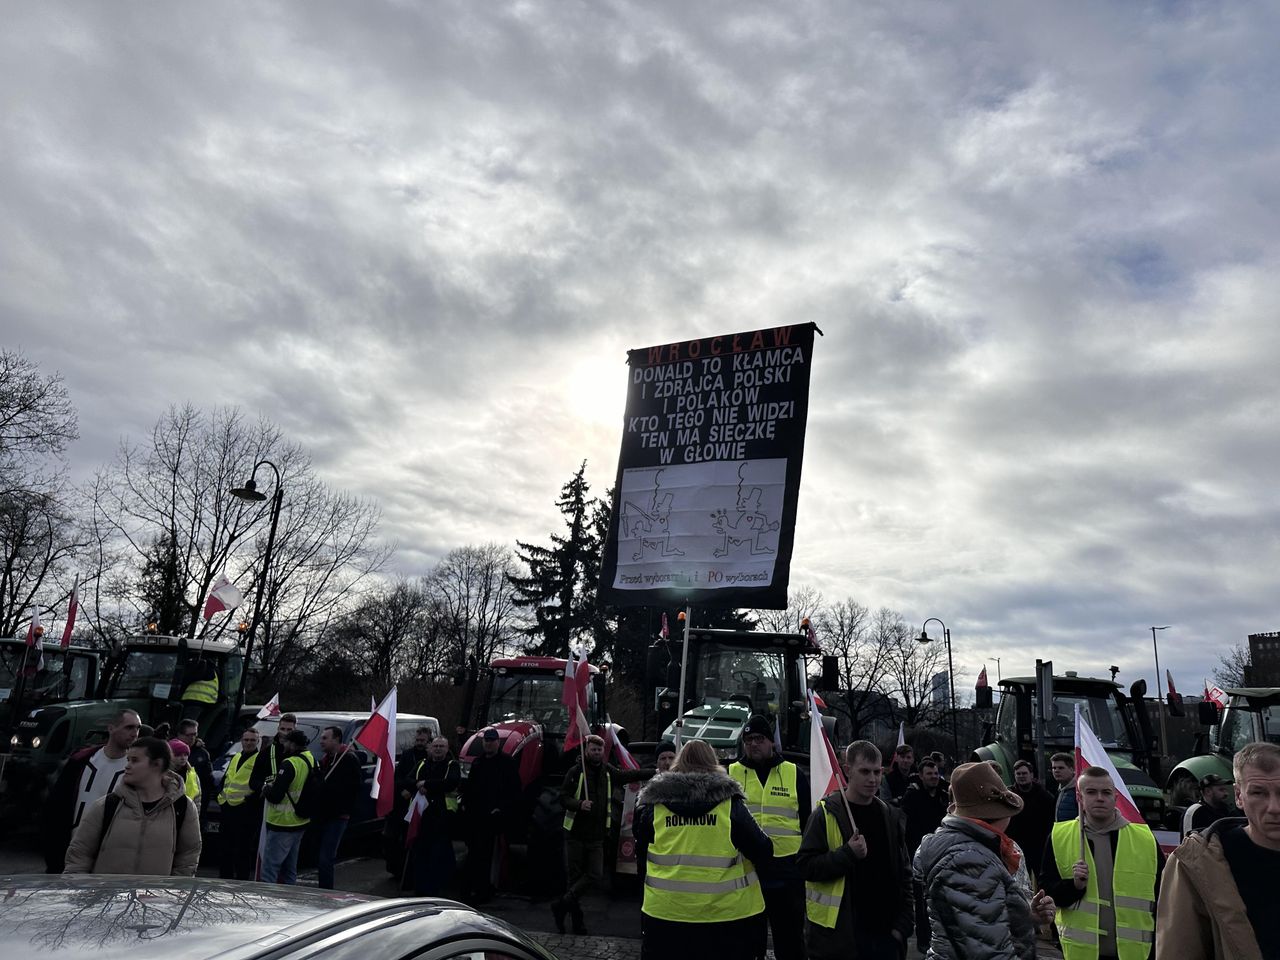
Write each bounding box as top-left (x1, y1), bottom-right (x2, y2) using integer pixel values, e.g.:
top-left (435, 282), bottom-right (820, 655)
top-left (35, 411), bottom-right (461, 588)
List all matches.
top-left (1248, 632), bottom-right (1280, 686)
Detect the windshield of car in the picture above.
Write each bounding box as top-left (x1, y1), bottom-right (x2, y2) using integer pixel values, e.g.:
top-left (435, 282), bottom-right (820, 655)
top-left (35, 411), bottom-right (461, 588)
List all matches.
top-left (0, 648), bottom-right (94, 703)
top-left (486, 672), bottom-right (582, 734)
top-left (1220, 699), bottom-right (1280, 752)
top-left (691, 643), bottom-right (786, 717)
top-left (110, 650), bottom-right (179, 699)
top-left (1029, 691), bottom-right (1134, 748)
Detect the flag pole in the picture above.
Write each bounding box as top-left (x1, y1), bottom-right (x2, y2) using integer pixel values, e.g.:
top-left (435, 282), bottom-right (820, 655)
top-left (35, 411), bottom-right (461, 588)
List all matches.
top-left (1075, 704), bottom-right (1086, 864)
top-left (674, 604), bottom-right (692, 749)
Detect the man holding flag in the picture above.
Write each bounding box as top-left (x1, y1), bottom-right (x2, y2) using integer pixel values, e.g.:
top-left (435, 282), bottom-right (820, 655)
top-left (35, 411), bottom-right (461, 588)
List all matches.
top-left (1040, 706), bottom-right (1165, 959)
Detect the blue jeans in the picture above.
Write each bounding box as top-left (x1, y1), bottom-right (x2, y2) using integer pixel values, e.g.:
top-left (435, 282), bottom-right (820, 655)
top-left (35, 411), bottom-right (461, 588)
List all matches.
top-left (316, 818), bottom-right (349, 889)
top-left (261, 828), bottom-right (304, 884)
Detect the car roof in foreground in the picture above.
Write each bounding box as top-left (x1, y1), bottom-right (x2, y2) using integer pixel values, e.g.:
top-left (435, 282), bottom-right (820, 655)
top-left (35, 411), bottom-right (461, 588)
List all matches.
top-left (0, 875), bottom-right (556, 960)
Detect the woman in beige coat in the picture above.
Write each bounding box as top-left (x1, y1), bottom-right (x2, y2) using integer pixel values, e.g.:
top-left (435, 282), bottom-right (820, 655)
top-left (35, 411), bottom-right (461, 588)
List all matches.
top-left (64, 736), bottom-right (201, 876)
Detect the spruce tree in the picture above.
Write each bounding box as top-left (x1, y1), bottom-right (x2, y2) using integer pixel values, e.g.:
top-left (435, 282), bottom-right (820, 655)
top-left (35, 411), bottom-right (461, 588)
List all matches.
top-left (509, 462), bottom-right (613, 657)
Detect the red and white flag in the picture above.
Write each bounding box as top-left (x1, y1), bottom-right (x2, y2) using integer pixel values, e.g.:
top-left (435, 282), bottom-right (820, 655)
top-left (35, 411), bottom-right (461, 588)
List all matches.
top-left (61, 577), bottom-right (79, 649)
top-left (804, 617), bottom-right (817, 646)
top-left (355, 687), bottom-right (397, 818)
top-left (24, 607), bottom-right (44, 672)
top-left (203, 574), bottom-right (244, 620)
top-left (403, 792), bottom-right (428, 848)
top-left (256, 692), bottom-right (281, 721)
top-left (1204, 681), bottom-right (1228, 710)
top-left (1165, 670), bottom-right (1183, 710)
top-left (808, 689), bottom-right (844, 813)
top-left (660, 612), bottom-right (669, 639)
top-left (976, 666), bottom-right (989, 688)
top-left (562, 652), bottom-right (592, 751)
top-left (1074, 703), bottom-right (1143, 824)
top-left (564, 701), bottom-right (591, 752)
top-left (604, 721), bottom-right (639, 771)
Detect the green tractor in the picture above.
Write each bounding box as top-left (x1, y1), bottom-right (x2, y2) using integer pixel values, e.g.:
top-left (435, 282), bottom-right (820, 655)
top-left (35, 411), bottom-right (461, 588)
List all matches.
top-left (1, 639), bottom-right (102, 751)
top-left (1, 632), bottom-right (243, 810)
top-left (645, 627), bottom-right (837, 762)
top-left (973, 671), bottom-right (1168, 828)
top-left (1164, 687), bottom-right (1280, 809)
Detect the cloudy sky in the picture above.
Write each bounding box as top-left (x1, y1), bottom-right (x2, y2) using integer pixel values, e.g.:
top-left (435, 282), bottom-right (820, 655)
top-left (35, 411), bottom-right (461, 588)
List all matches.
top-left (3, 1), bottom-right (1277, 692)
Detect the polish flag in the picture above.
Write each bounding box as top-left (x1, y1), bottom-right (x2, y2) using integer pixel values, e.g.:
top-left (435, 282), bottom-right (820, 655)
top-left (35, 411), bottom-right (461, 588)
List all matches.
top-left (1074, 703), bottom-right (1143, 824)
top-left (1165, 670), bottom-right (1183, 710)
top-left (203, 575), bottom-right (244, 620)
top-left (61, 577), bottom-right (79, 649)
top-left (660, 612), bottom-right (669, 639)
top-left (976, 666), bottom-right (989, 688)
top-left (404, 792), bottom-right (428, 848)
top-left (564, 701), bottom-right (591, 752)
top-left (604, 721), bottom-right (639, 771)
top-left (808, 690), bottom-right (844, 813)
top-left (256, 692), bottom-right (281, 721)
top-left (355, 687), bottom-right (397, 818)
top-left (1204, 683), bottom-right (1229, 710)
top-left (25, 607), bottom-right (44, 672)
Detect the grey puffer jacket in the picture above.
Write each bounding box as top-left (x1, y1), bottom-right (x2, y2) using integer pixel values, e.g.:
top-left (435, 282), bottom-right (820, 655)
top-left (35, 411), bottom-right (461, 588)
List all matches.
top-left (913, 815), bottom-right (1037, 960)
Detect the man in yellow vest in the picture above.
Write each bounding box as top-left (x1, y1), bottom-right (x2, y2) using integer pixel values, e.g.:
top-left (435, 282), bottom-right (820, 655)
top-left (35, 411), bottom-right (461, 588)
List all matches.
top-left (179, 654), bottom-right (220, 728)
top-left (261, 729), bottom-right (314, 884)
top-left (552, 733), bottom-right (653, 934)
top-left (216, 727), bottom-right (262, 880)
top-left (798, 740), bottom-right (913, 960)
top-left (729, 714), bottom-right (809, 960)
top-left (1039, 765), bottom-right (1165, 959)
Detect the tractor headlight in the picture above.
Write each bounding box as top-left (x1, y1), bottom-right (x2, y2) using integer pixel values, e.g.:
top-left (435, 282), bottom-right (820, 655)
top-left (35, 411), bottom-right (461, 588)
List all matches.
top-left (8, 735), bottom-right (17, 747)
top-left (31, 736), bottom-right (41, 749)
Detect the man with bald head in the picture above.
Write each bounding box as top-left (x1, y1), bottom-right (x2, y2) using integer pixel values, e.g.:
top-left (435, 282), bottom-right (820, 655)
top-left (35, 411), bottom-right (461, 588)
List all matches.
top-left (1040, 766), bottom-right (1164, 958)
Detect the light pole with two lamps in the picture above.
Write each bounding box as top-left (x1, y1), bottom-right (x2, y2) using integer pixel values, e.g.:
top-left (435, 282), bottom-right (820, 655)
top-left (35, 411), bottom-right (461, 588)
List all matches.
top-left (917, 617), bottom-right (959, 759)
top-left (229, 459), bottom-right (284, 725)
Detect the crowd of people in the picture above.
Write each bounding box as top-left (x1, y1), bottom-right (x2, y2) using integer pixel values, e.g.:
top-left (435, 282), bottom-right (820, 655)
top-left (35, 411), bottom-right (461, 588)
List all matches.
top-left (32, 705), bottom-right (1280, 960)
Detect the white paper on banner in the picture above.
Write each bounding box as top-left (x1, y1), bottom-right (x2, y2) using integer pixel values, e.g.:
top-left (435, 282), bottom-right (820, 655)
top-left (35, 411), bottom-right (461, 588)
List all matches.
top-left (613, 458), bottom-right (787, 591)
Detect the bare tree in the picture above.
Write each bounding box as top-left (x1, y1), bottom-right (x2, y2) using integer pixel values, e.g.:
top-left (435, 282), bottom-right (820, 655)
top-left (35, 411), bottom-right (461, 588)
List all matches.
top-left (433, 543), bottom-right (521, 670)
top-left (749, 585), bottom-right (823, 634)
top-left (249, 475), bottom-right (390, 689)
top-left (876, 607), bottom-right (948, 726)
top-left (1213, 642), bottom-right (1252, 689)
top-left (324, 579), bottom-right (447, 688)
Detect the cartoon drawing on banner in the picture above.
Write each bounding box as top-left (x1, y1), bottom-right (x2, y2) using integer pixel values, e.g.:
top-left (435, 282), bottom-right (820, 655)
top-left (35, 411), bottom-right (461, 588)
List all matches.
top-left (711, 462), bottom-right (780, 557)
top-left (622, 468), bottom-right (686, 562)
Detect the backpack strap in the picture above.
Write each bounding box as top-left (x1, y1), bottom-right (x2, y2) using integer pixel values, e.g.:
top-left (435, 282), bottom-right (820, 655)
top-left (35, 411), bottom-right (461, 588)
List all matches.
top-left (93, 793), bottom-right (124, 865)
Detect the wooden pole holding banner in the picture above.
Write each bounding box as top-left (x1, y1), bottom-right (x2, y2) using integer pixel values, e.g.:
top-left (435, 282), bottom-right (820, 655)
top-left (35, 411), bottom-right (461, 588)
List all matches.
top-left (674, 606), bottom-right (692, 750)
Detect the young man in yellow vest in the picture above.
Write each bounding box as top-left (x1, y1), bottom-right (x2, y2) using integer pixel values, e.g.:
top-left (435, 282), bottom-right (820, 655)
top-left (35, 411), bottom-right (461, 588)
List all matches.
top-left (1039, 765), bottom-right (1165, 959)
top-left (216, 727), bottom-right (262, 880)
top-left (261, 729), bottom-right (314, 884)
top-left (797, 740), bottom-right (913, 960)
top-left (552, 733), bottom-right (653, 934)
top-left (728, 714), bottom-right (809, 960)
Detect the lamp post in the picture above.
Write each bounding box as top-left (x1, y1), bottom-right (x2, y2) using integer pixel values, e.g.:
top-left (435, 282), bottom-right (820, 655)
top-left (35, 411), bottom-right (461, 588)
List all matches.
top-left (1150, 625), bottom-right (1171, 758)
top-left (918, 618), bottom-right (959, 758)
top-left (229, 459), bottom-right (284, 726)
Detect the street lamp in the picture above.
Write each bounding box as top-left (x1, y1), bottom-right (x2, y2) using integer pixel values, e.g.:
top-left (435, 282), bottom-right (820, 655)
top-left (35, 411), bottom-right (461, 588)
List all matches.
top-left (918, 618), bottom-right (959, 758)
top-left (229, 459), bottom-right (284, 725)
top-left (1150, 625), bottom-right (1171, 757)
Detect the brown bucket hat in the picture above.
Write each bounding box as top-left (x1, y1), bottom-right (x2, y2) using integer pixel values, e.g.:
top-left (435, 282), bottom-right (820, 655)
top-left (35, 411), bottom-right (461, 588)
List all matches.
top-left (949, 761), bottom-right (1025, 820)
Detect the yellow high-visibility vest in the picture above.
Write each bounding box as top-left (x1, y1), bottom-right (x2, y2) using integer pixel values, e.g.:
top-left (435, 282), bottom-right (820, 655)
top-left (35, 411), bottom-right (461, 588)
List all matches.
top-left (265, 755), bottom-right (313, 829)
top-left (415, 758), bottom-right (460, 812)
top-left (183, 766), bottom-right (201, 804)
top-left (218, 750), bottom-right (259, 806)
top-left (1051, 819), bottom-right (1157, 960)
top-left (564, 768), bottom-right (612, 832)
top-left (804, 799), bottom-right (845, 928)
top-left (643, 797), bottom-right (763, 923)
top-left (729, 760), bottom-right (802, 857)
top-left (181, 673), bottom-right (219, 704)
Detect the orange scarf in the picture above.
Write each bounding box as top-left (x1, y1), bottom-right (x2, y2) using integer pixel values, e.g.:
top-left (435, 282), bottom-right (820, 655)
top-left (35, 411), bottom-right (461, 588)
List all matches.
top-left (959, 817), bottom-right (1022, 875)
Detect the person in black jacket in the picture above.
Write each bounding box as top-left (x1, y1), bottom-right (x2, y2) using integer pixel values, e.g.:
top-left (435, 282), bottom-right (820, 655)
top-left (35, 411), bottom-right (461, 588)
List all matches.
top-left (459, 727), bottom-right (521, 902)
top-left (552, 734), bottom-right (653, 934)
top-left (410, 736), bottom-right (462, 896)
top-left (901, 756), bottom-right (950, 952)
top-left (798, 740), bottom-right (914, 960)
top-left (633, 740), bottom-right (772, 960)
top-left (176, 719), bottom-right (215, 817)
top-left (1006, 759), bottom-right (1055, 880)
top-left (386, 726), bottom-right (434, 874)
top-left (312, 725), bottom-right (363, 889)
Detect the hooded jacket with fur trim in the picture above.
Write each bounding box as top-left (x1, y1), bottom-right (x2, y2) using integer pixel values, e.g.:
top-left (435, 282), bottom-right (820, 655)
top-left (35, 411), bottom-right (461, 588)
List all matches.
top-left (632, 770), bottom-right (773, 866)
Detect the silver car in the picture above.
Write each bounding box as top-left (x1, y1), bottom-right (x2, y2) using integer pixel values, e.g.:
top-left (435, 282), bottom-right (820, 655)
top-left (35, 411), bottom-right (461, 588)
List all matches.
top-left (0, 875), bottom-right (559, 960)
